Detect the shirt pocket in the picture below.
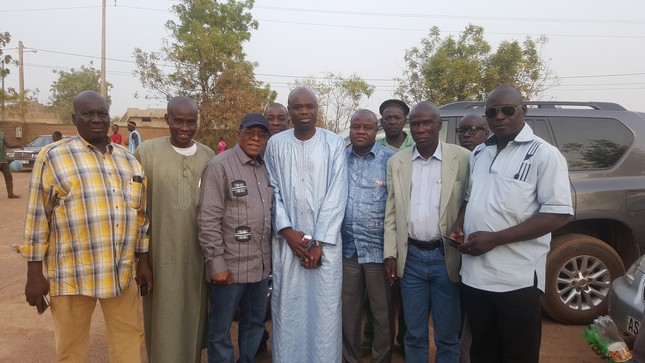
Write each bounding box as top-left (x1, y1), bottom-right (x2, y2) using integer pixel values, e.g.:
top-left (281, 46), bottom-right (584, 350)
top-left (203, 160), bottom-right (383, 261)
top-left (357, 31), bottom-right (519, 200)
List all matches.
top-left (127, 179), bottom-right (144, 210)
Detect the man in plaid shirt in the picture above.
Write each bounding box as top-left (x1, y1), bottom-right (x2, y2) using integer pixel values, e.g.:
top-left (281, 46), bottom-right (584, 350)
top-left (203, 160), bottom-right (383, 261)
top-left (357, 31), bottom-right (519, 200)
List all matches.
top-left (19, 90), bottom-right (151, 362)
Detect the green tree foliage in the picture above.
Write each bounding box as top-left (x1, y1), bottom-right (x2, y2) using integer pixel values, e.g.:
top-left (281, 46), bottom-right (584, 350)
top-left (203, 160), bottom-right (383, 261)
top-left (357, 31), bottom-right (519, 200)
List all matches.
top-left (292, 73), bottom-right (375, 133)
top-left (0, 32), bottom-right (39, 121)
top-left (133, 0), bottom-right (275, 143)
top-left (49, 63), bottom-right (112, 121)
top-left (397, 24), bottom-right (557, 106)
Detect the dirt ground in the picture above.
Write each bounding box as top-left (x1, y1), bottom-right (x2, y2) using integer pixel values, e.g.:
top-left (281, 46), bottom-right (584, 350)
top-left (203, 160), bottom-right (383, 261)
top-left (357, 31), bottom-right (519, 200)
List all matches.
top-left (0, 171), bottom-right (603, 362)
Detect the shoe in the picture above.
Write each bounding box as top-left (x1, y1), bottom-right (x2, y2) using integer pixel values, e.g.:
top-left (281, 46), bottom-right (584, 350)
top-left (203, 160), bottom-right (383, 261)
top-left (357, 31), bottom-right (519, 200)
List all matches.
top-left (8, 194), bottom-right (20, 199)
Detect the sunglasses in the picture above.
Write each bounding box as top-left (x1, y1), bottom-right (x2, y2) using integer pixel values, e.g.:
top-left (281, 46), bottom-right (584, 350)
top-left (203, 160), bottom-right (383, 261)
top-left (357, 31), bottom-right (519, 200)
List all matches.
top-left (456, 126), bottom-right (486, 135)
top-left (484, 105), bottom-right (521, 119)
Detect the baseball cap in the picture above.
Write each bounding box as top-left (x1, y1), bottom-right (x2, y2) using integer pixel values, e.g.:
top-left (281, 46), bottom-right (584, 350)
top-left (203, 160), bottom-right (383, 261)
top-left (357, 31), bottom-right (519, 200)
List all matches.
top-left (240, 112), bottom-right (270, 132)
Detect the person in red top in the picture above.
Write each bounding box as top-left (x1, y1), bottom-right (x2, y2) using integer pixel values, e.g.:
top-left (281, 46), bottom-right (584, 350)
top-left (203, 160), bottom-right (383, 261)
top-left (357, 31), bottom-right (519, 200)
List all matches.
top-left (110, 124), bottom-right (123, 145)
top-left (217, 137), bottom-right (227, 154)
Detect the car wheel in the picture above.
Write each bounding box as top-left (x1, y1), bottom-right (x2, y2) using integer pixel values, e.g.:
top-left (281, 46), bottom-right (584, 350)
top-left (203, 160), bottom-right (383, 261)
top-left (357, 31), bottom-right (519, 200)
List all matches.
top-left (543, 233), bottom-right (625, 324)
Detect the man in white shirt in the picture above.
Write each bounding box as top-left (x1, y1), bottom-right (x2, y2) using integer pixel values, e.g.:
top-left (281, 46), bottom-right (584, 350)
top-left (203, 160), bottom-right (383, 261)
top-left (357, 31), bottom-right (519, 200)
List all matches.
top-left (452, 85), bottom-right (573, 363)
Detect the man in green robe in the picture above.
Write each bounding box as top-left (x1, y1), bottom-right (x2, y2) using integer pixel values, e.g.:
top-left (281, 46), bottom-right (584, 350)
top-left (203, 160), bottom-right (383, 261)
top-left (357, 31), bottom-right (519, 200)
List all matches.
top-left (135, 96), bottom-right (215, 363)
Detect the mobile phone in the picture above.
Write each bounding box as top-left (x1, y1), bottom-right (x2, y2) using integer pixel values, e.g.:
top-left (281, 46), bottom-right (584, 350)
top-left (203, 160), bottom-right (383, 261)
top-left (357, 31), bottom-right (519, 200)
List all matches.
top-left (442, 235), bottom-right (462, 248)
top-left (38, 295), bottom-right (50, 315)
top-left (140, 281), bottom-right (149, 296)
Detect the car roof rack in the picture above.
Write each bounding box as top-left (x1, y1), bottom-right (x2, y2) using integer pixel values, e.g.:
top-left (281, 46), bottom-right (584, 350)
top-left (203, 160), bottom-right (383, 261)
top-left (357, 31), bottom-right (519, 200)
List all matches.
top-left (440, 101), bottom-right (627, 111)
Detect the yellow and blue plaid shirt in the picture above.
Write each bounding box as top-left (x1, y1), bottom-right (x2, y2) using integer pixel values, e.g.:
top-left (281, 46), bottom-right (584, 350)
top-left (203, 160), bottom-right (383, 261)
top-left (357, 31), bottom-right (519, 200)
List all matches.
top-left (20, 135), bottom-right (149, 298)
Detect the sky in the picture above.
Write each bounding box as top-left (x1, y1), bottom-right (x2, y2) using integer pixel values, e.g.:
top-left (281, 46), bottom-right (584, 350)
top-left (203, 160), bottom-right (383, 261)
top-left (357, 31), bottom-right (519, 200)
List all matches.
top-left (2, 0), bottom-right (645, 119)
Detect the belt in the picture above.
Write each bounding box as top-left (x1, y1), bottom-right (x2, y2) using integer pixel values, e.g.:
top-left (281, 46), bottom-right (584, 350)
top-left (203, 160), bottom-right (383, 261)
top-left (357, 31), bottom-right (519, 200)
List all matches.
top-left (407, 237), bottom-right (442, 250)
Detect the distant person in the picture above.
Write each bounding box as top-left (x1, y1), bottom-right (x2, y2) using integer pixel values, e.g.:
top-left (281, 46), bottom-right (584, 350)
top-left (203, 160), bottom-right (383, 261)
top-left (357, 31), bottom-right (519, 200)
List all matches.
top-left (0, 131), bottom-right (23, 198)
top-left (135, 96), bottom-right (215, 363)
top-left (51, 131), bottom-right (63, 142)
top-left (456, 114), bottom-right (489, 151)
top-left (264, 102), bottom-right (290, 136)
top-left (20, 90), bottom-right (151, 362)
top-left (264, 87), bottom-right (348, 362)
top-left (453, 85), bottom-right (573, 363)
top-left (341, 109), bottom-right (395, 363)
top-left (377, 99), bottom-right (414, 151)
top-left (127, 121), bottom-right (142, 153)
top-left (217, 137), bottom-right (227, 154)
top-left (199, 113), bottom-right (273, 363)
top-left (111, 124), bottom-right (123, 145)
top-left (384, 101), bottom-right (469, 362)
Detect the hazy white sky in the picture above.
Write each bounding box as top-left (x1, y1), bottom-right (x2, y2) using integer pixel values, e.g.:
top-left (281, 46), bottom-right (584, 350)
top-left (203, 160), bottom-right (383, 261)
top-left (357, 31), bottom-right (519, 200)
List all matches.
top-left (2, 0), bottom-right (645, 118)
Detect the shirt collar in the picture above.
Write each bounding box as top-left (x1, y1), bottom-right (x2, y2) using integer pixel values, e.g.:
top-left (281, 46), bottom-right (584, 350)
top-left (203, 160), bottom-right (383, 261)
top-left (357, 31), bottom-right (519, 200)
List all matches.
top-left (411, 141), bottom-right (442, 161)
top-left (484, 122), bottom-right (534, 146)
top-left (350, 143), bottom-right (380, 158)
top-left (234, 144), bottom-right (264, 165)
top-left (75, 134), bottom-right (114, 153)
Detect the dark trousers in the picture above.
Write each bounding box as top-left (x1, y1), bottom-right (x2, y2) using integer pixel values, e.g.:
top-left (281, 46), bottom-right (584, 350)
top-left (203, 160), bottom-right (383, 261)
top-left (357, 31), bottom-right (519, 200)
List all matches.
top-left (0, 162), bottom-right (14, 196)
top-left (207, 278), bottom-right (269, 363)
top-left (342, 257), bottom-right (394, 363)
top-left (462, 283), bottom-right (542, 363)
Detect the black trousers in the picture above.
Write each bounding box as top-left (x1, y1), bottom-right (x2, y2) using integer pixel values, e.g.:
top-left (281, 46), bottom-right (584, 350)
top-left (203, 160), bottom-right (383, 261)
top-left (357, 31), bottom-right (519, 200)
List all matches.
top-left (462, 282), bottom-right (542, 363)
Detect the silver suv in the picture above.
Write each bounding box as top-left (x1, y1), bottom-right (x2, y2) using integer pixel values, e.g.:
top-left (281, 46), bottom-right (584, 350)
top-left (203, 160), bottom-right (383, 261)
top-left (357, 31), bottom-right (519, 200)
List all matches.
top-left (438, 101), bottom-right (645, 324)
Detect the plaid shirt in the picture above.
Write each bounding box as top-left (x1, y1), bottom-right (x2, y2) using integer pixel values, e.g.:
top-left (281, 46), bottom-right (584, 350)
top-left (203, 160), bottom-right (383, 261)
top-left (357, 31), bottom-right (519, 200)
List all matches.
top-left (20, 135), bottom-right (149, 298)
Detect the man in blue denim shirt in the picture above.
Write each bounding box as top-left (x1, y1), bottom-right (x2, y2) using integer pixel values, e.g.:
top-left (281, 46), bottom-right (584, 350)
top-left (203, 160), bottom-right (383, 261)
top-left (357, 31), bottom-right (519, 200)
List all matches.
top-left (342, 109), bottom-right (396, 363)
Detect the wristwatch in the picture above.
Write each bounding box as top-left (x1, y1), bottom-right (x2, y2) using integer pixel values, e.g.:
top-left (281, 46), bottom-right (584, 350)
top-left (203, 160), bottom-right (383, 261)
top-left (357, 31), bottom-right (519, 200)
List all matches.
top-left (312, 240), bottom-right (322, 247)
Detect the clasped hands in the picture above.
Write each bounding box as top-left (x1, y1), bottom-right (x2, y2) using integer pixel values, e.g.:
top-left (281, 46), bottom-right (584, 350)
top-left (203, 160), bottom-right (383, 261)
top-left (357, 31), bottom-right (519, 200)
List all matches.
top-left (282, 228), bottom-right (322, 269)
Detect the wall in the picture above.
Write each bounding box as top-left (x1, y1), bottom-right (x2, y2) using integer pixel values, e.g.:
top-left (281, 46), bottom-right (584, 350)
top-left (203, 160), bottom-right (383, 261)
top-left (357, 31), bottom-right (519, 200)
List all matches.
top-left (0, 121), bottom-right (169, 145)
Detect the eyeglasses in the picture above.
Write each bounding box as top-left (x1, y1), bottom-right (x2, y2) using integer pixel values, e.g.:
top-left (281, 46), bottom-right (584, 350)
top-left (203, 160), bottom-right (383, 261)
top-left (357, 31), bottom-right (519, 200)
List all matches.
top-left (484, 105), bottom-right (521, 119)
top-left (456, 126), bottom-right (486, 135)
top-left (240, 130), bottom-right (269, 140)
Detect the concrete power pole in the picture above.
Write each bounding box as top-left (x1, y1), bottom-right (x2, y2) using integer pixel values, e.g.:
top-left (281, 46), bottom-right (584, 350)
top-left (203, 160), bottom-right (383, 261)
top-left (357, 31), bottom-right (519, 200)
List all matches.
top-left (100, 0), bottom-right (107, 97)
top-left (18, 41), bottom-right (24, 103)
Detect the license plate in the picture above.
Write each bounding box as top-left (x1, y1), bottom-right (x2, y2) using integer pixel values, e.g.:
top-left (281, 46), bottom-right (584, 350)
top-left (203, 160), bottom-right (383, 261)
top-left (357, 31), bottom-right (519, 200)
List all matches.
top-left (20, 160), bottom-right (29, 165)
top-left (627, 314), bottom-right (640, 335)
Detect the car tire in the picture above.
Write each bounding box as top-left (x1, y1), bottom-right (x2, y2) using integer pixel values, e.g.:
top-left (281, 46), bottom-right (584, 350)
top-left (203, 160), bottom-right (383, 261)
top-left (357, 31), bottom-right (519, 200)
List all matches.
top-left (543, 233), bottom-right (625, 324)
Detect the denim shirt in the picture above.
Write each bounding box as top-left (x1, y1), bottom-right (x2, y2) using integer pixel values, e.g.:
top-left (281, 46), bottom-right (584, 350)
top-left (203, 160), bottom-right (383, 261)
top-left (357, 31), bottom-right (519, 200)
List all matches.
top-left (341, 143), bottom-right (395, 263)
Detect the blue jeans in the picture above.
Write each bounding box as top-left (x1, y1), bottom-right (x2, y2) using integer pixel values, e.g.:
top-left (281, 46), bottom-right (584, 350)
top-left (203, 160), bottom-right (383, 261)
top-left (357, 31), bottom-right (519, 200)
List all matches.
top-left (207, 278), bottom-right (269, 363)
top-left (400, 244), bottom-right (461, 363)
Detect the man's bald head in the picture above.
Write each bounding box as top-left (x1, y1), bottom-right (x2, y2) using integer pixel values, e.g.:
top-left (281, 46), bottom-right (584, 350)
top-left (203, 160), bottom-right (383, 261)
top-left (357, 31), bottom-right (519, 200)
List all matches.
top-left (487, 85), bottom-right (523, 106)
top-left (73, 90), bottom-right (106, 113)
top-left (288, 87), bottom-right (317, 106)
top-left (167, 95), bottom-right (198, 114)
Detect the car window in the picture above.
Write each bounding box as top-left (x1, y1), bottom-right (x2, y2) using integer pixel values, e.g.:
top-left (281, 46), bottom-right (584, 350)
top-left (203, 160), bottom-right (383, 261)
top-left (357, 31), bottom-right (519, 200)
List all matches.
top-left (28, 136), bottom-right (54, 147)
top-left (549, 117), bottom-right (633, 171)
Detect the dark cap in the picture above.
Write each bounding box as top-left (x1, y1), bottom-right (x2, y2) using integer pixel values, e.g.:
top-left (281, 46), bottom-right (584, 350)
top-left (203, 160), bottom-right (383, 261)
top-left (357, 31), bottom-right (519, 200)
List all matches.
top-left (240, 112), bottom-right (270, 132)
top-left (379, 99), bottom-right (410, 116)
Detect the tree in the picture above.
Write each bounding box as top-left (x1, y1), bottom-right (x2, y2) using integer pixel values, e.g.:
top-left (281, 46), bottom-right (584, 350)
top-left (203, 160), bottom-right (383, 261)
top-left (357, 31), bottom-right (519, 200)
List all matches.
top-left (292, 73), bottom-right (375, 133)
top-left (0, 31), bottom-right (39, 121)
top-left (133, 0), bottom-right (275, 143)
top-left (49, 63), bottom-right (111, 121)
top-left (396, 24), bottom-right (557, 106)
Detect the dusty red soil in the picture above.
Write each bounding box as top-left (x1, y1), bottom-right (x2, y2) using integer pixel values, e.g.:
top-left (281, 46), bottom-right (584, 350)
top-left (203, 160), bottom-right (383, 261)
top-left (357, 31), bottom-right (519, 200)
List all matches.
top-left (0, 171), bottom-right (601, 362)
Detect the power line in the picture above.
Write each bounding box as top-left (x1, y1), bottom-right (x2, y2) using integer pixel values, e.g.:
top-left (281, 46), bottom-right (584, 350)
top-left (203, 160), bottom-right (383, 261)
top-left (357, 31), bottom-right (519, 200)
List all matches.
top-left (254, 5), bottom-right (645, 25)
top-left (3, 3), bottom-right (645, 25)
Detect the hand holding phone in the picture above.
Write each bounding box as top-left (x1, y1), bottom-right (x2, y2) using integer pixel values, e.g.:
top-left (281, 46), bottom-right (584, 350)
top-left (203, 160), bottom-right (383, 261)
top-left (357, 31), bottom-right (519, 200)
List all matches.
top-left (38, 295), bottom-right (50, 315)
top-left (443, 235), bottom-right (462, 248)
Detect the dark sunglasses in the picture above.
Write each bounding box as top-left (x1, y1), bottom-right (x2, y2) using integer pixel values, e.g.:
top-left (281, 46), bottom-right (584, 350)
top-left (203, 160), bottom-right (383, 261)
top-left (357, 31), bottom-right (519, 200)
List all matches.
top-left (456, 126), bottom-right (486, 135)
top-left (484, 105), bottom-right (521, 119)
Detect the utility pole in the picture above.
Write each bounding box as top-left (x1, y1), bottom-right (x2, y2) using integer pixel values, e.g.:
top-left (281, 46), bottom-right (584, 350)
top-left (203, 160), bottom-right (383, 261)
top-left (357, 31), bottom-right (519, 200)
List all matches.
top-left (100, 0), bottom-right (107, 97)
top-left (18, 41), bottom-right (24, 103)
top-left (1, 59), bottom-right (5, 121)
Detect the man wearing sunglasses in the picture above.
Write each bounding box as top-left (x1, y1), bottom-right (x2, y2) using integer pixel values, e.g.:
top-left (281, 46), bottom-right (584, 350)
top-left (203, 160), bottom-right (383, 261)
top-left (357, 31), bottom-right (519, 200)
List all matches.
top-left (456, 114), bottom-right (489, 152)
top-left (452, 85), bottom-right (573, 363)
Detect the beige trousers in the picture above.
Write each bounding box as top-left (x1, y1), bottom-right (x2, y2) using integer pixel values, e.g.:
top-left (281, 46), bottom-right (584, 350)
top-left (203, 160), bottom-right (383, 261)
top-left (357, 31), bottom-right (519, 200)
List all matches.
top-left (50, 281), bottom-right (143, 363)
